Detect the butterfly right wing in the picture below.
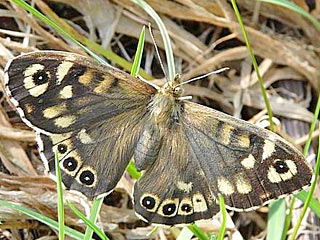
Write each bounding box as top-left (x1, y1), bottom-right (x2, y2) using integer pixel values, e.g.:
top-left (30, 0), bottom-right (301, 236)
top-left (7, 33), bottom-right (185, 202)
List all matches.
top-left (133, 101), bottom-right (312, 225)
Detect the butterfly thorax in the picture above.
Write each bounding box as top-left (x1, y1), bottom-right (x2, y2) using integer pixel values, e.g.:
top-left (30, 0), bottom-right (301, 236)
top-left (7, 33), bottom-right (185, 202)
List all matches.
top-left (149, 77), bottom-right (184, 130)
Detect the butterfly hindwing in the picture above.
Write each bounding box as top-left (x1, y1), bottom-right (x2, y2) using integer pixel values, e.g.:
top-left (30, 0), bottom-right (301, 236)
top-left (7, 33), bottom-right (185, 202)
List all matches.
top-left (134, 124), bottom-right (220, 225)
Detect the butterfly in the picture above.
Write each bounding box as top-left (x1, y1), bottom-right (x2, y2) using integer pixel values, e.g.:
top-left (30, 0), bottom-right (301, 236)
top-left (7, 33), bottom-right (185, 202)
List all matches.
top-left (4, 51), bottom-right (313, 225)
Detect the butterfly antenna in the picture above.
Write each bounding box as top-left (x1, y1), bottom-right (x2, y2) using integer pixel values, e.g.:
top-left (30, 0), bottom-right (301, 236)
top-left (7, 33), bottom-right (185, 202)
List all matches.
top-left (148, 23), bottom-right (168, 81)
top-left (178, 67), bottom-right (230, 86)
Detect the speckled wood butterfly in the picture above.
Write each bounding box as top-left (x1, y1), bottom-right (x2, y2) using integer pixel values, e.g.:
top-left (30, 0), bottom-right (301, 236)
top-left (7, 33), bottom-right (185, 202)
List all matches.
top-left (4, 51), bottom-right (313, 225)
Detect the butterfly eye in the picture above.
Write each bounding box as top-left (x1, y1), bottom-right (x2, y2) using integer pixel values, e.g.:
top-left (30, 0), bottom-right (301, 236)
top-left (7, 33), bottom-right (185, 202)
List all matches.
top-left (63, 157), bottom-right (78, 171)
top-left (173, 87), bottom-right (183, 96)
top-left (273, 160), bottom-right (289, 173)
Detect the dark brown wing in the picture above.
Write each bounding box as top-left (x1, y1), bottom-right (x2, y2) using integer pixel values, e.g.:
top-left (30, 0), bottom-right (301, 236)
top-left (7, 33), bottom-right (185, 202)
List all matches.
top-left (133, 101), bottom-right (312, 225)
top-left (5, 51), bottom-right (157, 199)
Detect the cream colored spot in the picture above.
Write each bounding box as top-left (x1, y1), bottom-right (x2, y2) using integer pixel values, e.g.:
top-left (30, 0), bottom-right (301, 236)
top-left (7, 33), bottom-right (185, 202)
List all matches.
top-left (241, 154), bottom-right (255, 169)
top-left (76, 166), bottom-right (97, 187)
top-left (176, 181), bottom-right (193, 193)
top-left (29, 83), bottom-right (49, 97)
top-left (50, 133), bottom-right (72, 145)
top-left (56, 61), bottom-right (73, 85)
top-left (59, 85), bottom-right (73, 99)
top-left (23, 64), bottom-right (44, 77)
top-left (262, 140), bottom-right (275, 160)
top-left (25, 103), bottom-right (34, 113)
top-left (54, 115), bottom-right (76, 128)
top-left (217, 177), bottom-right (235, 196)
top-left (178, 197), bottom-right (193, 215)
top-left (235, 175), bottom-right (252, 194)
top-left (140, 193), bottom-right (160, 212)
top-left (260, 192), bottom-right (271, 201)
top-left (43, 103), bottom-right (67, 119)
top-left (267, 160), bottom-right (297, 183)
top-left (77, 129), bottom-right (93, 144)
top-left (59, 150), bottom-right (82, 176)
top-left (238, 134), bottom-right (250, 148)
top-left (93, 75), bottom-right (114, 94)
top-left (220, 124), bottom-right (234, 145)
top-left (158, 198), bottom-right (179, 217)
top-left (192, 193), bottom-right (208, 212)
top-left (78, 70), bottom-right (93, 86)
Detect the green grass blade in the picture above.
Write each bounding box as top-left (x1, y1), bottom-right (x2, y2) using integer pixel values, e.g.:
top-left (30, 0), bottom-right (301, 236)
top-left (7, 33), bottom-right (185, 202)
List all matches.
top-left (281, 197), bottom-right (295, 240)
top-left (55, 150), bottom-right (65, 240)
top-left (132, 0), bottom-right (175, 81)
top-left (295, 190), bottom-right (320, 218)
top-left (267, 199), bottom-right (286, 240)
top-left (230, 0), bottom-right (274, 131)
top-left (11, 0), bottom-right (153, 79)
top-left (126, 26), bottom-right (146, 179)
top-left (67, 200), bottom-right (110, 240)
top-left (0, 200), bottom-right (84, 239)
top-left (11, 0), bottom-right (107, 65)
top-left (126, 160), bottom-right (142, 179)
top-left (217, 195), bottom-right (226, 240)
top-left (187, 224), bottom-right (209, 240)
top-left (257, 0), bottom-right (320, 31)
top-left (84, 197), bottom-right (104, 240)
top-left (289, 140), bottom-right (320, 240)
top-left (131, 26), bottom-right (146, 76)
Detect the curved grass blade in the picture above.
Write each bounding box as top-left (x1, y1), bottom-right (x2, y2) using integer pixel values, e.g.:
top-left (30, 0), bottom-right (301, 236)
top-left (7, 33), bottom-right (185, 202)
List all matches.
top-left (230, 0), bottom-right (274, 131)
top-left (132, 0), bottom-right (175, 81)
top-left (289, 133), bottom-right (320, 240)
top-left (258, 0), bottom-right (320, 31)
top-left (131, 26), bottom-right (146, 77)
top-left (217, 195), bottom-right (226, 240)
top-left (83, 197), bottom-right (104, 240)
top-left (0, 200), bottom-right (84, 240)
top-left (67, 201), bottom-right (109, 240)
top-left (188, 224), bottom-right (210, 240)
top-left (267, 199), bottom-right (286, 240)
top-left (55, 150), bottom-right (65, 240)
top-left (11, 0), bottom-right (153, 79)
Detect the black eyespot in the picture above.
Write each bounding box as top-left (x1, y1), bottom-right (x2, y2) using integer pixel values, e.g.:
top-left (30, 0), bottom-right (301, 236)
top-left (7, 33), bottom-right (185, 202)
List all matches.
top-left (57, 144), bottom-right (67, 154)
top-left (162, 203), bottom-right (176, 215)
top-left (142, 196), bottom-right (156, 210)
top-left (181, 204), bottom-right (192, 213)
top-left (33, 71), bottom-right (49, 85)
top-left (63, 157), bottom-right (77, 171)
top-left (79, 170), bottom-right (95, 186)
top-left (274, 160), bottom-right (289, 174)
top-left (196, 198), bottom-right (202, 203)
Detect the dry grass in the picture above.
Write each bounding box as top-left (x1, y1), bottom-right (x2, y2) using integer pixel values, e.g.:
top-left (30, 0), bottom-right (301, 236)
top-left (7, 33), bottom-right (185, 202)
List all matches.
top-left (0, 0), bottom-right (319, 239)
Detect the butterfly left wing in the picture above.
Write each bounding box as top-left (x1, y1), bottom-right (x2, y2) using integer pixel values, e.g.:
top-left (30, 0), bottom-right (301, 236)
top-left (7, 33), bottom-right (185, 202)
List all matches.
top-left (5, 51), bottom-right (157, 199)
top-left (133, 101), bottom-right (313, 225)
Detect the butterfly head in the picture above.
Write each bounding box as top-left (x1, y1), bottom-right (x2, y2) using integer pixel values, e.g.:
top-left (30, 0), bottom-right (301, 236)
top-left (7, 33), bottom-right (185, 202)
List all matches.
top-left (160, 74), bottom-right (184, 99)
